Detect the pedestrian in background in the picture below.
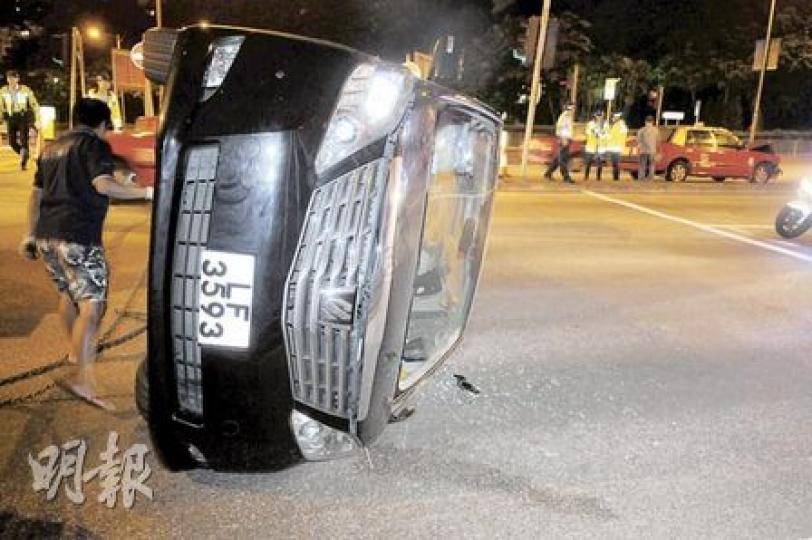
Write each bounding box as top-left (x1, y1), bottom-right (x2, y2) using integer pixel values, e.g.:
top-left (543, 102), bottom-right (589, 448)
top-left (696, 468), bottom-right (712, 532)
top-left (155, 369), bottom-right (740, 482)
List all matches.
top-left (607, 112), bottom-right (628, 181)
top-left (637, 115), bottom-right (659, 181)
top-left (18, 98), bottom-right (153, 410)
top-left (544, 102), bottom-right (575, 183)
top-left (584, 110), bottom-right (606, 181)
top-left (0, 69), bottom-right (39, 170)
top-left (87, 72), bottom-right (123, 131)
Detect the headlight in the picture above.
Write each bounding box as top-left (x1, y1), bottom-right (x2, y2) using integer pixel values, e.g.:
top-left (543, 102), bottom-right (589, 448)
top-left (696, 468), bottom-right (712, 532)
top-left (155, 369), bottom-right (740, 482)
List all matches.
top-left (201, 36), bottom-right (244, 100)
top-left (800, 178), bottom-right (812, 197)
top-left (290, 410), bottom-right (359, 461)
top-left (315, 63), bottom-right (414, 175)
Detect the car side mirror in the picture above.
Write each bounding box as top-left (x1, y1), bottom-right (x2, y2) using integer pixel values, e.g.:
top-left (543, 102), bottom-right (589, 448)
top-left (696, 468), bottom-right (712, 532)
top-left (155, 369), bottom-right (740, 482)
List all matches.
top-left (143, 27), bottom-right (180, 85)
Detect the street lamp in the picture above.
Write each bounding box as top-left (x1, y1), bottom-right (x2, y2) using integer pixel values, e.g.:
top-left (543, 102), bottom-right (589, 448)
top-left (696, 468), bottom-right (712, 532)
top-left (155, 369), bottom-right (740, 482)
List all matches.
top-left (85, 25), bottom-right (102, 42)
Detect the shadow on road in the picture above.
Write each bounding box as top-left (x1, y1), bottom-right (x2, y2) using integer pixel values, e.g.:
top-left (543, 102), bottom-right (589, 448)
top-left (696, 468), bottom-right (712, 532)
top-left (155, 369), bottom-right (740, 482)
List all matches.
top-left (0, 250), bottom-right (55, 338)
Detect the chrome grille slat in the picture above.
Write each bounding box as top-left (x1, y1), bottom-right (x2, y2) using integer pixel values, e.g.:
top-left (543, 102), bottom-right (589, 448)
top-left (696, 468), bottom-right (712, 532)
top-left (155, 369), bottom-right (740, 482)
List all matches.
top-left (283, 159), bottom-right (385, 418)
top-left (169, 145), bottom-right (219, 416)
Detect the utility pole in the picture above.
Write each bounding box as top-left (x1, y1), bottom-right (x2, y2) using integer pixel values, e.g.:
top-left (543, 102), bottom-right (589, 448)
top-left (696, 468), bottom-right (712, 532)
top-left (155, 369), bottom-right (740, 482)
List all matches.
top-left (155, 0), bottom-right (163, 28)
top-left (750, 0), bottom-right (777, 144)
top-left (655, 85), bottom-right (664, 126)
top-left (68, 27), bottom-right (85, 130)
top-left (571, 63), bottom-right (579, 120)
top-left (520, 0), bottom-right (552, 180)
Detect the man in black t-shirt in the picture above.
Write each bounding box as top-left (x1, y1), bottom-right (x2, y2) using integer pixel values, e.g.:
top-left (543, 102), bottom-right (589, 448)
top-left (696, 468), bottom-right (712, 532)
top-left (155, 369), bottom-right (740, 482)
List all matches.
top-left (19, 98), bottom-right (153, 410)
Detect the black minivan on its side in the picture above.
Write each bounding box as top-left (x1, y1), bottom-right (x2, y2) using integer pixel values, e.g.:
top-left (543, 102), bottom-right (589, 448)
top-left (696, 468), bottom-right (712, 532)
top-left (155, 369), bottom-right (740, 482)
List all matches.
top-left (138, 25), bottom-right (501, 471)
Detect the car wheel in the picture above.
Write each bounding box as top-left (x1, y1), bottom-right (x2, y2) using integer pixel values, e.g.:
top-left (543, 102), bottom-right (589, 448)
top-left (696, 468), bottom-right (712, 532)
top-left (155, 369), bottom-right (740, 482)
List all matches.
top-left (666, 160), bottom-right (689, 182)
top-left (751, 162), bottom-right (771, 184)
top-left (713, 176), bottom-right (726, 182)
top-left (629, 170), bottom-right (639, 180)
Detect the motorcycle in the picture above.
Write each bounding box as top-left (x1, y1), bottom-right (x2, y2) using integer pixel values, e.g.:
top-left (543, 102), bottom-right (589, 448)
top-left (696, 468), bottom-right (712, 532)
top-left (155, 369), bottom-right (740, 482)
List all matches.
top-left (136, 26), bottom-right (501, 471)
top-left (775, 178), bottom-right (812, 239)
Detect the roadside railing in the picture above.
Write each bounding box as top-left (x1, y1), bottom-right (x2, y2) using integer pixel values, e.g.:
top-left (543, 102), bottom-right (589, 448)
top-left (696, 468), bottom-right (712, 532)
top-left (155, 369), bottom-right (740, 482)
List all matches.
top-left (502, 125), bottom-right (812, 157)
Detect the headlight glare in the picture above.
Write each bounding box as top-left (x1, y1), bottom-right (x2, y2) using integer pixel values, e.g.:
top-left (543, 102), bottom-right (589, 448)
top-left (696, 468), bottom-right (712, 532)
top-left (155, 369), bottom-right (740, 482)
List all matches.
top-left (800, 177), bottom-right (812, 196)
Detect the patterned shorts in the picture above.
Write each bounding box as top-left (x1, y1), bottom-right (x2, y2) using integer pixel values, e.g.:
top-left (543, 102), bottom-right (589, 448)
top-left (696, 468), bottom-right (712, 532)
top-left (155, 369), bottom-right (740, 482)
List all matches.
top-left (37, 240), bottom-right (109, 303)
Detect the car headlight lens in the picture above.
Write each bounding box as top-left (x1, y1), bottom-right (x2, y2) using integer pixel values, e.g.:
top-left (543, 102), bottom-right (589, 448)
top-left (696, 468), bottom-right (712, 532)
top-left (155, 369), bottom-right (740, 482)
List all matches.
top-left (290, 410), bottom-right (359, 461)
top-left (315, 63), bottom-right (413, 175)
top-left (201, 36), bottom-right (244, 99)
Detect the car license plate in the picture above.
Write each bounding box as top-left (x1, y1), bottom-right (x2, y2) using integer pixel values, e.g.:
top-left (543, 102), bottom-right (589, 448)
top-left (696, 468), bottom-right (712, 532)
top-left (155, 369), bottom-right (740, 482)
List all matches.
top-left (197, 250), bottom-right (255, 349)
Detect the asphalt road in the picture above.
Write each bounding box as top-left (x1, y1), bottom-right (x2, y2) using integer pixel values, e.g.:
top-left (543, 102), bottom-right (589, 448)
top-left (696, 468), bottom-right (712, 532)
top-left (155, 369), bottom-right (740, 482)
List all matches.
top-left (1, 157), bottom-right (811, 538)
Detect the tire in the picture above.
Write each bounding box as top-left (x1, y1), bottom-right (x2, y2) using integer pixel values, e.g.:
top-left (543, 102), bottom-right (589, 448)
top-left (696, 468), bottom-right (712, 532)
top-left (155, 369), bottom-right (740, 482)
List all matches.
top-left (135, 359), bottom-right (149, 420)
top-left (751, 162), bottom-right (772, 184)
top-left (713, 176), bottom-right (726, 183)
top-left (666, 159), bottom-right (689, 182)
top-left (775, 206), bottom-right (812, 239)
top-left (629, 170), bottom-right (639, 180)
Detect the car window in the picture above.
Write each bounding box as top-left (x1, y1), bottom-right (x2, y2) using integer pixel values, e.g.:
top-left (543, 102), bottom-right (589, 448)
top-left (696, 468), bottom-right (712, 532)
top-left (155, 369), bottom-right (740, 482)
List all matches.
top-left (686, 130), bottom-right (714, 147)
top-left (660, 127), bottom-right (676, 142)
top-left (714, 131), bottom-right (741, 148)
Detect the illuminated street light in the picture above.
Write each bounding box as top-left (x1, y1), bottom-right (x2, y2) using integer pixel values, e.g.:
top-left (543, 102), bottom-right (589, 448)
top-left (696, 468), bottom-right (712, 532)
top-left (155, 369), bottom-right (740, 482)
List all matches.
top-left (86, 25), bottom-right (102, 41)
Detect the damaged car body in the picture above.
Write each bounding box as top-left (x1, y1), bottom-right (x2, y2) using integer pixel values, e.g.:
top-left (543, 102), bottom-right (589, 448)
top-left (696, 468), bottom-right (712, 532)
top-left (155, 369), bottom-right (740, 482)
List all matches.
top-left (139, 24), bottom-right (501, 471)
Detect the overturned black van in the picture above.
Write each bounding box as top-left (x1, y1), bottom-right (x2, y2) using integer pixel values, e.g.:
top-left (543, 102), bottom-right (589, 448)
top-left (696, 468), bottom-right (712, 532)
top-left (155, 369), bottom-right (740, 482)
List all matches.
top-left (138, 24), bottom-right (501, 470)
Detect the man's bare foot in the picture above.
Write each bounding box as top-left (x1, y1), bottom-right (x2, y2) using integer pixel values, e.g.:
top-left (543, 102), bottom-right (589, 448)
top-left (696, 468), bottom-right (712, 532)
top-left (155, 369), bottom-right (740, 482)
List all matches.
top-left (55, 377), bottom-right (116, 412)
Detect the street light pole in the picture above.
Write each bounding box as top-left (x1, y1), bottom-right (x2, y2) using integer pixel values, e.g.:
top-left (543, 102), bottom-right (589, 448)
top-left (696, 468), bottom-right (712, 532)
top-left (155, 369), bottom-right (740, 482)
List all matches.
top-left (750, 0), bottom-right (777, 144)
top-left (155, 0), bottom-right (163, 28)
top-left (520, 0), bottom-right (552, 180)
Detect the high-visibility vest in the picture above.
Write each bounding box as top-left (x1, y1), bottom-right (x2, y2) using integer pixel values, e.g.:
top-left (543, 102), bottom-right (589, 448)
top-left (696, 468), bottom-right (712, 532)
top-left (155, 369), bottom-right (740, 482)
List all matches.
top-left (0, 84), bottom-right (39, 120)
top-left (607, 120), bottom-right (628, 154)
top-left (87, 88), bottom-right (123, 130)
top-left (585, 120), bottom-right (606, 153)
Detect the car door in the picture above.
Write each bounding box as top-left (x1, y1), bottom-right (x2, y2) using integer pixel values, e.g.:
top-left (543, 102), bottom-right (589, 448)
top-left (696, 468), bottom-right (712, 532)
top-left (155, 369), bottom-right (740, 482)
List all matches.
top-left (684, 129), bottom-right (716, 175)
top-left (713, 130), bottom-right (749, 178)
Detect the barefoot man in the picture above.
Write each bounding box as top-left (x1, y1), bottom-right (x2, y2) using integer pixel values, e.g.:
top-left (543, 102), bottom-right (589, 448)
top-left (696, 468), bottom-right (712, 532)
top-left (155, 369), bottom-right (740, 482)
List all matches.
top-left (19, 98), bottom-right (153, 410)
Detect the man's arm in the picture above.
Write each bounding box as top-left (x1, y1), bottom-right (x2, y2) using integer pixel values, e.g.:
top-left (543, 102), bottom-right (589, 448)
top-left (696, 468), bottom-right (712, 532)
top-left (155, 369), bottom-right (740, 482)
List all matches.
top-left (26, 86), bottom-right (40, 125)
top-left (92, 175), bottom-right (153, 200)
top-left (26, 187), bottom-right (41, 237)
top-left (18, 187), bottom-right (42, 259)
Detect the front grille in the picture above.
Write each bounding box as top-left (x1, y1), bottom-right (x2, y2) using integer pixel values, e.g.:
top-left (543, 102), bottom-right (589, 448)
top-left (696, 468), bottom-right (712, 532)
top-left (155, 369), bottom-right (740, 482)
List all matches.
top-left (170, 145), bottom-right (219, 416)
top-left (283, 159), bottom-right (385, 418)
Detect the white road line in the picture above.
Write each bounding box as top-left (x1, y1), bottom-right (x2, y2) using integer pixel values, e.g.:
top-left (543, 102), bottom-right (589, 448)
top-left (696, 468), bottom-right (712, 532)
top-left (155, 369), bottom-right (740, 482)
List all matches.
top-left (705, 224), bottom-right (774, 230)
top-left (582, 190), bottom-right (812, 264)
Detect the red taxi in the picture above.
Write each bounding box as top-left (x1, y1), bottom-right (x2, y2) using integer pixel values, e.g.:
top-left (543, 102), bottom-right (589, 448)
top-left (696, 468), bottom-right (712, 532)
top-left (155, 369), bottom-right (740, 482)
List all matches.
top-left (107, 116), bottom-right (158, 187)
top-left (623, 125), bottom-right (781, 183)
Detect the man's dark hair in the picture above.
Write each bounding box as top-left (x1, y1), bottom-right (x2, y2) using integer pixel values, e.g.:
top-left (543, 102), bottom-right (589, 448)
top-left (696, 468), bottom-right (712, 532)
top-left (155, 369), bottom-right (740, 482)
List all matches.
top-left (645, 115), bottom-right (655, 123)
top-left (6, 70), bottom-right (19, 78)
top-left (73, 97), bottom-right (112, 129)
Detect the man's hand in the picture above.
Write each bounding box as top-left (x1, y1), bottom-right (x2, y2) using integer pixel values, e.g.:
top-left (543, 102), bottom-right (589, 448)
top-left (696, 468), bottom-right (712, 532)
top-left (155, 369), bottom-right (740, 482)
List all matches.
top-left (18, 235), bottom-right (38, 260)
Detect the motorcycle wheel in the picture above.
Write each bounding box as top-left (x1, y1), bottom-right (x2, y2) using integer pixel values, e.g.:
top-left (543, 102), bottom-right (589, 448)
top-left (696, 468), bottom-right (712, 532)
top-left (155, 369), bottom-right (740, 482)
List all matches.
top-left (775, 206), bottom-right (812, 239)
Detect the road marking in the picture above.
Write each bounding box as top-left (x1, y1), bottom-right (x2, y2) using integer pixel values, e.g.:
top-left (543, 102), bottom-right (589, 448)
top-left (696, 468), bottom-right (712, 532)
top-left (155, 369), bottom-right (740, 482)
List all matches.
top-left (582, 190), bottom-right (812, 264)
top-left (705, 224), bottom-right (774, 230)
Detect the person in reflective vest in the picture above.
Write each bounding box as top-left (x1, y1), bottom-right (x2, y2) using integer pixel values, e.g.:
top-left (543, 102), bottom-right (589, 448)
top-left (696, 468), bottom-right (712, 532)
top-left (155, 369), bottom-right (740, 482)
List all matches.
top-left (544, 103), bottom-right (574, 183)
top-left (0, 70), bottom-right (40, 170)
top-left (584, 110), bottom-right (606, 181)
top-left (87, 73), bottom-right (123, 131)
top-left (607, 112), bottom-right (628, 181)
